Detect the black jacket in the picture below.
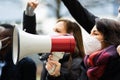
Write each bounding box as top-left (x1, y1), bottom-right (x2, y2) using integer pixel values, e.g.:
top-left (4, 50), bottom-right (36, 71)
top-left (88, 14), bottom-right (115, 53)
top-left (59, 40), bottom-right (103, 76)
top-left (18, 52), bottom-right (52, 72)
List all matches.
top-left (23, 12), bottom-right (37, 34)
top-left (62, 0), bottom-right (97, 33)
top-left (1, 46), bottom-right (36, 80)
top-left (40, 53), bottom-right (82, 80)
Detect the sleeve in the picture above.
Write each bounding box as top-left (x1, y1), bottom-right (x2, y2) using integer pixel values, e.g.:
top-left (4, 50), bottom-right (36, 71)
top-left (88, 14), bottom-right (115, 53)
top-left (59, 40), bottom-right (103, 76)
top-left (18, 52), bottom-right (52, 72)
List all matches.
top-left (40, 60), bottom-right (66, 80)
top-left (45, 58), bottom-right (82, 80)
top-left (44, 63), bottom-right (66, 80)
top-left (23, 11), bottom-right (37, 34)
top-left (61, 0), bottom-right (98, 33)
top-left (46, 73), bottom-right (66, 80)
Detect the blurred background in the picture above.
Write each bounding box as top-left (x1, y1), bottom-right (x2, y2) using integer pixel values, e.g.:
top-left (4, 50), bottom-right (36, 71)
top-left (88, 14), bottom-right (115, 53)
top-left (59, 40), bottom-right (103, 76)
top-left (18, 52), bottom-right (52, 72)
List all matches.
top-left (0, 0), bottom-right (120, 80)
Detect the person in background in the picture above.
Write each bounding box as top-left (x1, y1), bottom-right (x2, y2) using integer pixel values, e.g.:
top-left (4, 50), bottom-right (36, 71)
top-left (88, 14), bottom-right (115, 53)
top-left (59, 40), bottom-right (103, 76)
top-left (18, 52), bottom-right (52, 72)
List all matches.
top-left (0, 24), bottom-right (36, 80)
top-left (23, 0), bottom-right (86, 80)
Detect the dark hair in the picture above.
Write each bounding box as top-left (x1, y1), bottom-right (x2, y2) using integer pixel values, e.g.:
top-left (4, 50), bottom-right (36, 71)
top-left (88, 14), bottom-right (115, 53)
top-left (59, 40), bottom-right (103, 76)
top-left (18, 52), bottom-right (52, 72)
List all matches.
top-left (57, 18), bottom-right (85, 58)
top-left (57, 19), bottom-right (77, 33)
top-left (0, 24), bottom-right (14, 29)
top-left (0, 24), bottom-right (14, 38)
top-left (0, 24), bottom-right (14, 62)
top-left (95, 18), bottom-right (120, 46)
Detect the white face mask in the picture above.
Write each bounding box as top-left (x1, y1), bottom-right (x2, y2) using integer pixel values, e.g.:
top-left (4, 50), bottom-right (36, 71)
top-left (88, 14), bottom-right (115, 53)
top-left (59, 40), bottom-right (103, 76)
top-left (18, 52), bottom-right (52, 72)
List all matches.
top-left (81, 27), bottom-right (102, 55)
top-left (0, 37), bottom-right (10, 50)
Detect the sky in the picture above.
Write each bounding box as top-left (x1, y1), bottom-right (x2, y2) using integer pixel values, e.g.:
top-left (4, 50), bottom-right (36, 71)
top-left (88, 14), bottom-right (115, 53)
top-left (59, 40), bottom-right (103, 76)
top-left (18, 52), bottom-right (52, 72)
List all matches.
top-left (0, 0), bottom-right (118, 34)
top-left (0, 0), bottom-right (117, 22)
top-left (0, 0), bottom-right (22, 22)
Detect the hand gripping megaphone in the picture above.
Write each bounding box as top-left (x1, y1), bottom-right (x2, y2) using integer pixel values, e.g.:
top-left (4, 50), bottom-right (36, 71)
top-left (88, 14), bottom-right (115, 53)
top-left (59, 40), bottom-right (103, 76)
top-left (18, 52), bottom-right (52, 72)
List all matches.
top-left (12, 26), bottom-right (76, 64)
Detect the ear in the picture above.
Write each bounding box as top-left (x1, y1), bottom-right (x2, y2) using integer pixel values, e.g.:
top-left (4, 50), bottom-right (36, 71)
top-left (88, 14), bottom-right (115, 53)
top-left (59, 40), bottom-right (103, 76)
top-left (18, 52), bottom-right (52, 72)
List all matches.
top-left (117, 45), bottom-right (120, 55)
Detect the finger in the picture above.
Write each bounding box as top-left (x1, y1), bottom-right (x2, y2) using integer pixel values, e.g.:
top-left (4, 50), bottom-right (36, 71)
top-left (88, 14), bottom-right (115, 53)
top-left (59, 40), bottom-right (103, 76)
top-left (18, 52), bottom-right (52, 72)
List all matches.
top-left (46, 61), bottom-right (54, 68)
top-left (49, 62), bottom-right (61, 76)
top-left (45, 63), bottom-right (51, 70)
top-left (34, 0), bottom-right (39, 4)
top-left (31, 1), bottom-right (39, 6)
top-left (54, 63), bottom-right (61, 73)
top-left (28, 0), bottom-right (38, 8)
top-left (46, 64), bottom-right (56, 75)
top-left (48, 65), bottom-right (56, 75)
top-left (48, 55), bottom-right (54, 61)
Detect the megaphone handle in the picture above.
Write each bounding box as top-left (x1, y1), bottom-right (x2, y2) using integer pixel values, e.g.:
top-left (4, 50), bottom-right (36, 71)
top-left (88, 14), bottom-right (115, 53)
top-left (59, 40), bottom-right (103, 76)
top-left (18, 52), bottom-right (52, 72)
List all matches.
top-left (52, 52), bottom-right (64, 61)
top-left (47, 52), bottom-right (64, 74)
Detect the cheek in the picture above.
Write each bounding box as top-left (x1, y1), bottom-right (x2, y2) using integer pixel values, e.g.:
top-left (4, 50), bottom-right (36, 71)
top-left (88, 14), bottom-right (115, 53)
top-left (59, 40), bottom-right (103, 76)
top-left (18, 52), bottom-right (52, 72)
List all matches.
top-left (95, 35), bottom-right (104, 42)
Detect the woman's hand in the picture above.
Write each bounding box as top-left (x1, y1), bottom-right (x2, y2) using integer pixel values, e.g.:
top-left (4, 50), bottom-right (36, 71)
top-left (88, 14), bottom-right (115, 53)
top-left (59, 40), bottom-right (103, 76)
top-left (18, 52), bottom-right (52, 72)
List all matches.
top-left (28, 0), bottom-right (39, 9)
top-left (45, 55), bottom-right (61, 77)
top-left (25, 0), bottom-right (39, 16)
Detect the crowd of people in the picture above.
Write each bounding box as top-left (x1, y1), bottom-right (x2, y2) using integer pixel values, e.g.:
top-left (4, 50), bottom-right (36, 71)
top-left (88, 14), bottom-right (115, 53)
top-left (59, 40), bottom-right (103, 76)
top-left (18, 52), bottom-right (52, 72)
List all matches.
top-left (0, 0), bottom-right (120, 80)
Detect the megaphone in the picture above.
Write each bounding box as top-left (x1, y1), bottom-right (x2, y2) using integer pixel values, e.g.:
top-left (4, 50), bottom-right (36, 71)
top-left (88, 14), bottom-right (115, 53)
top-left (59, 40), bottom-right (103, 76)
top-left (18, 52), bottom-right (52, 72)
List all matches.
top-left (12, 26), bottom-right (76, 64)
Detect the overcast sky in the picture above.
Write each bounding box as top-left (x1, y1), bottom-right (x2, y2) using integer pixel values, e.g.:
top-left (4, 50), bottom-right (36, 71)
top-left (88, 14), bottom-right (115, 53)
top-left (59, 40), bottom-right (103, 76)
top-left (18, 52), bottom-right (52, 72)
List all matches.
top-left (0, 0), bottom-right (117, 22)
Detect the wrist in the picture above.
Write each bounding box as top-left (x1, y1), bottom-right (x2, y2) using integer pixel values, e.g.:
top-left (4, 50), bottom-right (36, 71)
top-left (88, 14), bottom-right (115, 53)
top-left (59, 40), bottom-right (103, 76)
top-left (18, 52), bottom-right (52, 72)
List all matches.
top-left (25, 5), bottom-right (35, 16)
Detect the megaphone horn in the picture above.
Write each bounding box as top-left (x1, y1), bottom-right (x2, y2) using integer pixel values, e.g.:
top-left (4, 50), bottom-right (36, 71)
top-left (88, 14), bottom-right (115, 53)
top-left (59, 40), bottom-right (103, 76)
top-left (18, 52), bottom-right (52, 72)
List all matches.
top-left (12, 26), bottom-right (76, 64)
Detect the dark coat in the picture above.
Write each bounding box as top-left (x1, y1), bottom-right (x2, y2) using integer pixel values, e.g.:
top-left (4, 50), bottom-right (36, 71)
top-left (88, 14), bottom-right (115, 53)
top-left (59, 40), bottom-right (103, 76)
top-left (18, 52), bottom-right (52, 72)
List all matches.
top-left (1, 48), bottom-right (36, 80)
top-left (0, 12), bottom-right (36, 80)
top-left (23, 12), bottom-right (37, 34)
top-left (61, 0), bottom-right (120, 80)
top-left (40, 53), bottom-right (82, 80)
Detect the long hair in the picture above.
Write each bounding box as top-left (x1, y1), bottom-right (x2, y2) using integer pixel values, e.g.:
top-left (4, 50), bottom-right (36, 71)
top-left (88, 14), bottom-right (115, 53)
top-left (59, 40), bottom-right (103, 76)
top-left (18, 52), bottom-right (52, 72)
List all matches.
top-left (57, 19), bottom-right (85, 58)
top-left (95, 18), bottom-right (120, 46)
top-left (0, 24), bottom-right (14, 64)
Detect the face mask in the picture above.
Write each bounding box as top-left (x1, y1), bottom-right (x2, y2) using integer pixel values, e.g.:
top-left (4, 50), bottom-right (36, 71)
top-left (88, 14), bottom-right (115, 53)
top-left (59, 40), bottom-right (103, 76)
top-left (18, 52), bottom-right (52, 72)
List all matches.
top-left (81, 27), bottom-right (101, 55)
top-left (0, 37), bottom-right (10, 50)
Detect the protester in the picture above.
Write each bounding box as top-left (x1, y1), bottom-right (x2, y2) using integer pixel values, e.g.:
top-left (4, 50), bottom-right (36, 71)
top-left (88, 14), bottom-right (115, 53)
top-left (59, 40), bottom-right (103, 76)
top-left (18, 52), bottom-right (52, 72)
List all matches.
top-left (0, 24), bottom-right (36, 80)
top-left (79, 18), bottom-right (120, 80)
top-left (61, 0), bottom-right (120, 57)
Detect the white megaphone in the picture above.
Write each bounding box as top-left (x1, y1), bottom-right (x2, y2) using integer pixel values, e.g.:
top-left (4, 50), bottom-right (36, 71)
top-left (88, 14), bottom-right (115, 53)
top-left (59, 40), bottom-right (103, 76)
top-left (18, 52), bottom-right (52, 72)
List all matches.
top-left (12, 26), bottom-right (76, 64)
